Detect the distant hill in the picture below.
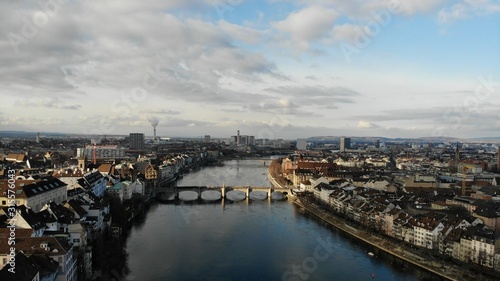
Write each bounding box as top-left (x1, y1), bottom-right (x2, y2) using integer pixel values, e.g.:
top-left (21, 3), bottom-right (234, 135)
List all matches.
top-left (307, 135), bottom-right (500, 143)
top-left (0, 131), bottom-right (69, 138)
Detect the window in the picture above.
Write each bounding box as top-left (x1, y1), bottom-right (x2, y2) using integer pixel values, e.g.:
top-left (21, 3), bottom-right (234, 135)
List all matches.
top-left (1, 200), bottom-right (5, 205)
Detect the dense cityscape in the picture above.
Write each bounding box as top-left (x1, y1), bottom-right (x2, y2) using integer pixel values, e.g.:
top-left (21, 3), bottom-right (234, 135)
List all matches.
top-left (1, 0), bottom-right (499, 280)
top-left (0, 131), bottom-right (499, 280)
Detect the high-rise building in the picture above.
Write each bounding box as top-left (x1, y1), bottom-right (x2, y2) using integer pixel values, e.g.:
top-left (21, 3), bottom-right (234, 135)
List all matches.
top-left (296, 139), bottom-right (307, 150)
top-left (498, 146), bottom-right (500, 172)
top-left (204, 135), bottom-right (211, 143)
top-left (230, 130), bottom-right (254, 146)
top-left (340, 137), bottom-right (351, 152)
top-left (130, 133), bottom-right (145, 150)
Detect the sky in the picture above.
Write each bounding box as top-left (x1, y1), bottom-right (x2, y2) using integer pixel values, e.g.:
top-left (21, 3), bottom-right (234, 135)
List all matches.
top-left (0, 0), bottom-right (499, 140)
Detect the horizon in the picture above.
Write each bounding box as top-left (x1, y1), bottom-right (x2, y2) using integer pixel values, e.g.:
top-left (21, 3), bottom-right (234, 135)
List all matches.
top-left (1, 130), bottom-right (500, 143)
top-left (0, 1), bottom-right (499, 139)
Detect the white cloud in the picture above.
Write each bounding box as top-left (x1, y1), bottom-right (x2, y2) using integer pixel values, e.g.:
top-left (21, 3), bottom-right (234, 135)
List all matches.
top-left (357, 121), bottom-right (378, 128)
top-left (438, 0), bottom-right (500, 24)
top-left (438, 3), bottom-right (469, 23)
top-left (272, 5), bottom-right (338, 49)
top-left (0, 0), bottom-right (497, 138)
top-left (218, 20), bottom-right (267, 45)
top-left (278, 0), bottom-right (445, 18)
top-left (14, 97), bottom-right (81, 110)
top-left (331, 24), bottom-right (366, 45)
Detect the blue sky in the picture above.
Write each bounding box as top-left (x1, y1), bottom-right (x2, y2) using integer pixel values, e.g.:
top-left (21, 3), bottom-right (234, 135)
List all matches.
top-left (0, 0), bottom-right (499, 139)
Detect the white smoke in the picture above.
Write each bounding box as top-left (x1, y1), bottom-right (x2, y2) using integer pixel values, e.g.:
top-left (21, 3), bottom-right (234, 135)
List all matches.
top-left (149, 116), bottom-right (159, 128)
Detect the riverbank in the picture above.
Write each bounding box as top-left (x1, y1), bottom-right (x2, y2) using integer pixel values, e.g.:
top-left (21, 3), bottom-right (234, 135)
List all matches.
top-left (267, 158), bottom-right (288, 188)
top-left (293, 196), bottom-right (495, 281)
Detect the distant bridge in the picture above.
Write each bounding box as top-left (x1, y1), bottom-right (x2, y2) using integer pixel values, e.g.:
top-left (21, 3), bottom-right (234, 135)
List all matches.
top-left (154, 185), bottom-right (290, 201)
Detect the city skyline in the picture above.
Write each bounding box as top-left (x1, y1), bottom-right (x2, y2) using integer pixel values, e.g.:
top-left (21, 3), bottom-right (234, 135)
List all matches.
top-left (0, 1), bottom-right (499, 139)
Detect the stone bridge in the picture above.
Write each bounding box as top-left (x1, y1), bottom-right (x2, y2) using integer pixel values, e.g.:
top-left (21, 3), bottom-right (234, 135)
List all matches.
top-left (155, 185), bottom-right (290, 201)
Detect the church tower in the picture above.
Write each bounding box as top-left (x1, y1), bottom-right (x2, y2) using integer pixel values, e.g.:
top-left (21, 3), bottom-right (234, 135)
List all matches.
top-left (78, 155), bottom-right (87, 171)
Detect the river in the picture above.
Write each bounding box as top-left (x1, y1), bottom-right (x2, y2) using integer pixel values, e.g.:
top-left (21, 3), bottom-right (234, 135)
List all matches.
top-left (125, 159), bottom-right (433, 281)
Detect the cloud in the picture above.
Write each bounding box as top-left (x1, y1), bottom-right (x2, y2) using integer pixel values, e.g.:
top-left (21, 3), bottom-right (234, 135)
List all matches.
top-left (354, 104), bottom-right (500, 138)
top-left (0, 116), bottom-right (64, 128)
top-left (277, 0), bottom-right (445, 18)
top-left (331, 23), bottom-right (367, 45)
top-left (0, 1), bottom-right (278, 108)
top-left (357, 120), bottom-right (378, 128)
top-left (265, 85), bottom-right (360, 105)
top-left (272, 5), bottom-right (339, 50)
top-left (265, 0), bottom-right (449, 54)
top-left (438, 3), bottom-right (469, 23)
top-left (0, 0), bottom-right (497, 139)
top-left (218, 20), bottom-right (267, 45)
top-left (14, 97), bottom-right (82, 110)
top-left (142, 109), bottom-right (181, 115)
top-left (160, 118), bottom-right (215, 127)
top-left (438, 0), bottom-right (500, 24)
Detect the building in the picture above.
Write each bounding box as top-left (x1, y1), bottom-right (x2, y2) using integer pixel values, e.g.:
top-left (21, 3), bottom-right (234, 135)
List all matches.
top-left (0, 178), bottom-right (68, 213)
top-left (230, 130), bottom-right (255, 146)
top-left (296, 139), bottom-right (307, 150)
top-left (413, 217), bottom-right (444, 249)
top-left (107, 181), bottom-right (133, 201)
top-left (77, 145), bottom-right (126, 161)
top-left (107, 183), bottom-right (124, 201)
top-left (78, 171), bottom-right (106, 197)
top-left (0, 252), bottom-right (44, 281)
top-left (340, 137), bottom-right (351, 152)
top-left (313, 183), bottom-right (336, 204)
top-left (0, 237), bottom-right (77, 281)
top-left (53, 169), bottom-right (86, 190)
top-left (204, 135), bottom-right (210, 143)
top-left (129, 133), bottom-right (145, 151)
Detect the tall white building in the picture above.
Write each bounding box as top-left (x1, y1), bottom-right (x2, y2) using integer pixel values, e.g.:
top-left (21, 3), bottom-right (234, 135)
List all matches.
top-left (296, 139), bottom-right (307, 150)
top-left (340, 137), bottom-right (351, 152)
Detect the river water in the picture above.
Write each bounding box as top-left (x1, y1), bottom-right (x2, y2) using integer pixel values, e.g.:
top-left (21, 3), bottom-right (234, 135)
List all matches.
top-left (125, 159), bottom-right (431, 281)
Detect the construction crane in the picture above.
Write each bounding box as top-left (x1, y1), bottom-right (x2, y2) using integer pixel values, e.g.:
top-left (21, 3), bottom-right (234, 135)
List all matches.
top-left (461, 163), bottom-right (476, 196)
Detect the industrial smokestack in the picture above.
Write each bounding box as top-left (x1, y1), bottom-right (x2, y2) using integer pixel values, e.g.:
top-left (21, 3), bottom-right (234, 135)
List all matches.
top-left (148, 117), bottom-right (159, 141)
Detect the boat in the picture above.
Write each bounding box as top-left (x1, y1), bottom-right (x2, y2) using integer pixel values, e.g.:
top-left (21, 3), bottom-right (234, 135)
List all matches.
top-left (368, 252), bottom-right (374, 256)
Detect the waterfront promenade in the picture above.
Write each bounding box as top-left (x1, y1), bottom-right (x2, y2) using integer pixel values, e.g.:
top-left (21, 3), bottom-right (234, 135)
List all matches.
top-left (293, 197), bottom-right (498, 281)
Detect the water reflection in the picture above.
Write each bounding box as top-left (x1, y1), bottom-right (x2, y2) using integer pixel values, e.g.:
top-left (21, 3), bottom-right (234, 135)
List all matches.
top-left (125, 159), bottom-right (431, 281)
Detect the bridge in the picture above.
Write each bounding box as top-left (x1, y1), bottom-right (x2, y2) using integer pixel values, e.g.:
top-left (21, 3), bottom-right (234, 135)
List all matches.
top-left (155, 185), bottom-right (290, 202)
